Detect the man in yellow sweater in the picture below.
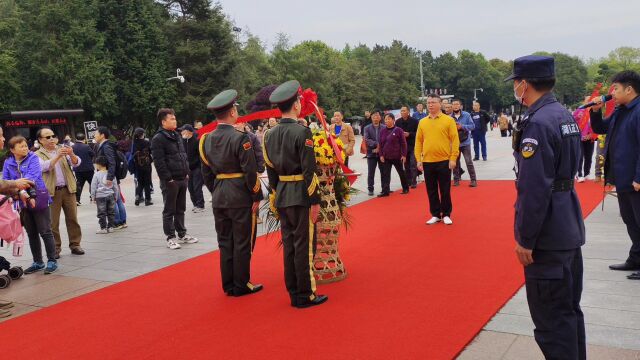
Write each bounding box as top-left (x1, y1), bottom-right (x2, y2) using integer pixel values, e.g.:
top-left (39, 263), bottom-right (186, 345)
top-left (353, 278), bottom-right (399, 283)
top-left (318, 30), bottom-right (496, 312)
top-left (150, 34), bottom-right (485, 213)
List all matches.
top-left (415, 94), bottom-right (460, 225)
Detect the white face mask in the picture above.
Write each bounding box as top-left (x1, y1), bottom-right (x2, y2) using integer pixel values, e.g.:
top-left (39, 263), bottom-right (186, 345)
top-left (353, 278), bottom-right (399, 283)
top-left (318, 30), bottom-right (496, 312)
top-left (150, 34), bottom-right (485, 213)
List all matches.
top-left (514, 81), bottom-right (527, 105)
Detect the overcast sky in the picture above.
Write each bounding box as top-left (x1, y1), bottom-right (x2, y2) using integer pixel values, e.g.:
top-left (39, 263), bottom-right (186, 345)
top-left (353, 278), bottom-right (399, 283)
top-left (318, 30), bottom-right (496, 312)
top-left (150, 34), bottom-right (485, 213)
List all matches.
top-left (218, 0), bottom-right (639, 61)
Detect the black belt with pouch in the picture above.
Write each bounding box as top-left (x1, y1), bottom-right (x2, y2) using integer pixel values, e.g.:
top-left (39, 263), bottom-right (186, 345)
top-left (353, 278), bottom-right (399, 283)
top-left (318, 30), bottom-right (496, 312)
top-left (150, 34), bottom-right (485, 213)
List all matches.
top-left (551, 179), bottom-right (574, 192)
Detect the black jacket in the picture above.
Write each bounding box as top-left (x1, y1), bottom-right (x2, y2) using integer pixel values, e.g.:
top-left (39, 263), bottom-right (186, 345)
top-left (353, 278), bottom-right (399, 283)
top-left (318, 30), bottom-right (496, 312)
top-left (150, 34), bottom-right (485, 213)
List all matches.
top-left (96, 140), bottom-right (116, 181)
top-left (132, 138), bottom-right (153, 172)
top-left (394, 116), bottom-right (419, 150)
top-left (151, 128), bottom-right (189, 182)
top-left (182, 135), bottom-right (201, 170)
top-left (72, 141), bottom-right (95, 172)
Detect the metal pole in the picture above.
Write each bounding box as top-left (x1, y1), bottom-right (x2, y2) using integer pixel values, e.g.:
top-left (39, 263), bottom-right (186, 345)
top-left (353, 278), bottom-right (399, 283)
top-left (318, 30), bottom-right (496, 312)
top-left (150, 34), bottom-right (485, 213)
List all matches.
top-left (419, 53), bottom-right (425, 98)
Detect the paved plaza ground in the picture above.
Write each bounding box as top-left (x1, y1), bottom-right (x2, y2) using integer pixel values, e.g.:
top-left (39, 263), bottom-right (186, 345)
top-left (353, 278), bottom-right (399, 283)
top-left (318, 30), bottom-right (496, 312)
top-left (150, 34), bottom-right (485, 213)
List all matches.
top-left (0, 129), bottom-right (638, 359)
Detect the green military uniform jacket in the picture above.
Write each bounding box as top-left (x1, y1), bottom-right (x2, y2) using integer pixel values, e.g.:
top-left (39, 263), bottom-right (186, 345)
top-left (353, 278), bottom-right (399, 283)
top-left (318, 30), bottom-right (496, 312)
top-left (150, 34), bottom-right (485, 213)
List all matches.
top-left (200, 123), bottom-right (262, 208)
top-left (263, 118), bottom-right (320, 207)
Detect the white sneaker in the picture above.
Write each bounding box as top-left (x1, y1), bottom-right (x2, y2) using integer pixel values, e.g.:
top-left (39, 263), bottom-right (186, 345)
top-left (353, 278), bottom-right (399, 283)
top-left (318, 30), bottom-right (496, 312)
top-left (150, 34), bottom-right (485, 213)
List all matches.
top-left (426, 217), bottom-right (441, 225)
top-left (178, 234), bottom-right (199, 244)
top-left (167, 238), bottom-right (181, 249)
top-left (577, 177), bottom-right (585, 183)
top-left (192, 207), bottom-right (205, 213)
top-left (443, 216), bottom-right (453, 225)
top-left (96, 228), bottom-right (108, 234)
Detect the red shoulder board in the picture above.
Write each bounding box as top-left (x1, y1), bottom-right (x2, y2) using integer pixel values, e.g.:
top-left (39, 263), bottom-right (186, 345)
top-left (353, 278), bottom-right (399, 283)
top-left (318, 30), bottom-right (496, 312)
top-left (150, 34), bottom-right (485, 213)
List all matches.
top-left (305, 139), bottom-right (314, 147)
top-left (243, 142), bottom-right (252, 150)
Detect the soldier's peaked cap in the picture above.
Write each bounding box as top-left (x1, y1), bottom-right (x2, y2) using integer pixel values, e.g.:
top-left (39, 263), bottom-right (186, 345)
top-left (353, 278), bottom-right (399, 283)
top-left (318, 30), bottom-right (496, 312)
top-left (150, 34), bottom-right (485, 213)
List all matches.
top-left (269, 80), bottom-right (301, 104)
top-left (207, 89), bottom-right (238, 112)
top-left (504, 55), bottom-right (555, 82)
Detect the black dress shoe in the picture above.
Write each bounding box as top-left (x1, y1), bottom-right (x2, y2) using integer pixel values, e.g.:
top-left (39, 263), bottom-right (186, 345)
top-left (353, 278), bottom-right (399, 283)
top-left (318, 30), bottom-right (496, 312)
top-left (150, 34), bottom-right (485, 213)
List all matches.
top-left (609, 262), bottom-right (640, 271)
top-left (470, 180), bottom-right (478, 187)
top-left (233, 283), bottom-right (264, 297)
top-left (367, 191), bottom-right (374, 196)
top-left (145, 200), bottom-right (153, 206)
top-left (628, 272), bottom-right (640, 280)
top-left (377, 192), bottom-right (389, 197)
top-left (410, 184), bottom-right (417, 189)
top-left (453, 180), bottom-right (460, 186)
top-left (70, 247), bottom-right (85, 255)
top-left (401, 189), bottom-right (409, 194)
top-left (294, 294), bottom-right (328, 309)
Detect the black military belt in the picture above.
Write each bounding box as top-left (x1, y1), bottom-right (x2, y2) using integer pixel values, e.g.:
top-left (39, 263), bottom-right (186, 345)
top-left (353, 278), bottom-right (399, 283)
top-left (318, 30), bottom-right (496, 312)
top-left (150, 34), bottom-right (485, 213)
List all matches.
top-left (551, 179), bottom-right (574, 192)
top-left (55, 185), bottom-right (67, 190)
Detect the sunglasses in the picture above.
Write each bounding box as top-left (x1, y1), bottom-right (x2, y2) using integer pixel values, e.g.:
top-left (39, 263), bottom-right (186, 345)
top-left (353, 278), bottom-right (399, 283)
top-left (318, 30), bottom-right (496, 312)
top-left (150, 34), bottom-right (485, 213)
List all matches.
top-left (41, 135), bottom-right (57, 140)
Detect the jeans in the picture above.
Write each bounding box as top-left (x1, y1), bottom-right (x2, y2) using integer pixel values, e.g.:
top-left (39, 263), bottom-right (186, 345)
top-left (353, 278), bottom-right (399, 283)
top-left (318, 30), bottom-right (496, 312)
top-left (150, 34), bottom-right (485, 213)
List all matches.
top-left (454, 146), bottom-right (477, 181)
top-left (366, 156), bottom-right (382, 192)
top-left (578, 141), bottom-right (595, 177)
top-left (472, 131), bottom-right (487, 160)
top-left (160, 179), bottom-right (187, 239)
top-left (114, 188), bottom-right (127, 225)
top-left (188, 167), bottom-right (205, 209)
top-left (20, 207), bottom-right (56, 263)
top-left (96, 196), bottom-right (116, 229)
top-left (136, 168), bottom-right (152, 202)
top-left (423, 161), bottom-right (452, 217)
top-left (381, 158), bottom-right (409, 193)
top-left (75, 170), bottom-right (94, 202)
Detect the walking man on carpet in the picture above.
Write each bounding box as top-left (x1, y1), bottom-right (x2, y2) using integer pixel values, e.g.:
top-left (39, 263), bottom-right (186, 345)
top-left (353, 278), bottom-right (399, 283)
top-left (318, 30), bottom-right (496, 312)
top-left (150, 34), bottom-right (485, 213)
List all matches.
top-left (263, 80), bottom-right (328, 308)
top-left (451, 99), bottom-right (477, 187)
top-left (508, 55), bottom-right (586, 359)
top-left (415, 94), bottom-right (459, 225)
top-left (200, 89), bottom-right (263, 296)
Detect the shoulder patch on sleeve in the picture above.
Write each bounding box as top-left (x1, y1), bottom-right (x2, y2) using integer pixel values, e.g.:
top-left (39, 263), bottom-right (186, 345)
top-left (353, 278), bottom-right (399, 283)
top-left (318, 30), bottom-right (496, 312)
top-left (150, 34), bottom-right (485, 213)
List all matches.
top-left (520, 138), bottom-right (538, 159)
top-left (305, 138), bottom-right (314, 148)
top-left (559, 122), bottom-right (580, 138)
top-left (243, 141), bottom-right (252, 151)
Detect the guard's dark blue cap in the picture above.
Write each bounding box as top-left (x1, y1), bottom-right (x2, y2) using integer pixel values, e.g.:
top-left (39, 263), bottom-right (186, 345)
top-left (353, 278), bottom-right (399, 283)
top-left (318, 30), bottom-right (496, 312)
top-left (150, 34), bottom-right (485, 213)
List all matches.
top-left (504, 55), bottom-right (555, 82)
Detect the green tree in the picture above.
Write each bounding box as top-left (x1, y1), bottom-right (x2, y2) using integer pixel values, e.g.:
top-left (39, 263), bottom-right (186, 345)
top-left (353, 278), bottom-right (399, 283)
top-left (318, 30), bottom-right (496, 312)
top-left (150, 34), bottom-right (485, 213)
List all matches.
top-left (97, 0), bottom-right (173, 129)
top-left (10, 0), bottom-right (116, 120)
top-left (229, 34), bottom-right (277, 110)
top-left (163, 1), bottom-right (236, 123)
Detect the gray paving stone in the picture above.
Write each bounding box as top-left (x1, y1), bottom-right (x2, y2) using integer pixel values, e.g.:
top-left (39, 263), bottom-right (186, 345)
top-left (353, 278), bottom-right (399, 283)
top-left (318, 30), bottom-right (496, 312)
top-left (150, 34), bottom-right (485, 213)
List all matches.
top-left (63, 267), bottom-right (142, 283)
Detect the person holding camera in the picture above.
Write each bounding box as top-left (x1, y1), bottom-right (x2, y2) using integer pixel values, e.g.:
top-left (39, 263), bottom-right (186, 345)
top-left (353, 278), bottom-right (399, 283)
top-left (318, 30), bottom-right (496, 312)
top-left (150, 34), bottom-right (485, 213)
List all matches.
top-left (35, 127), bottom-right (84, 258)
top-left (2, 136), bottom-right (57, 274)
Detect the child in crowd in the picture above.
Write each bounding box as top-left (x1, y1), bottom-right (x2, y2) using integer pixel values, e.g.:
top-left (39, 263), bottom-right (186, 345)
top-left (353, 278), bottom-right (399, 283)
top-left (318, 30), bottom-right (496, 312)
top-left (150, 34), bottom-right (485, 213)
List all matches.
top-left (90, 156), bottom-right (118, 234)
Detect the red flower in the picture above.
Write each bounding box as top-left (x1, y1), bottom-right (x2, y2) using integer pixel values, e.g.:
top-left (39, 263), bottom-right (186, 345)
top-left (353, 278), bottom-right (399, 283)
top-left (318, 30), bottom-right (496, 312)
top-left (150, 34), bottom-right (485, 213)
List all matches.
top-left (318, 138), bottom-right (325, 146)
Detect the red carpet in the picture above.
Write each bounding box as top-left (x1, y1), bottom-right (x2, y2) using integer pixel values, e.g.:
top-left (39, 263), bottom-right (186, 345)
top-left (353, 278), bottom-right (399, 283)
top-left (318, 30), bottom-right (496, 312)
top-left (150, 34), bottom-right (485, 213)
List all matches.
top-left (1, 181), bottom-right (603, 360)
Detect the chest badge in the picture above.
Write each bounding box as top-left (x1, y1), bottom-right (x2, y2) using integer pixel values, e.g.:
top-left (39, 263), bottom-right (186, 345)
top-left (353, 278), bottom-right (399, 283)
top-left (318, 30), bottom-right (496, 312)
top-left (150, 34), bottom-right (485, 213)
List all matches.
top-left (305, 139), bottom-right (314, 148)
top-left (520, 138), bottom-right (538, 159)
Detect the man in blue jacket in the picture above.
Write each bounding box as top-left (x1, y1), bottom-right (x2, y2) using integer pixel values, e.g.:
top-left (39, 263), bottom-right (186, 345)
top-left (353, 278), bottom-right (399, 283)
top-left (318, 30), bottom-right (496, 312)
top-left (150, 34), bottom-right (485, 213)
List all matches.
top-left (451, 100), bottom-right (477, 187)
top-left (590, 70), bottom-right (640, 280)
top-left (508, 55), bottom-right (586, 359)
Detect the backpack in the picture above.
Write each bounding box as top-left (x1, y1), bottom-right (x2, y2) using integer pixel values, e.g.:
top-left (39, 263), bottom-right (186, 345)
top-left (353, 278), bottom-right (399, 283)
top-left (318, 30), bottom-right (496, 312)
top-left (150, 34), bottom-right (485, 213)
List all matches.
top-left (134, 147), bottom-right (152, 168)
top-left (109, 142), bottom-right (128, 180)
top-left (0, 196), bottom-right (25, 256)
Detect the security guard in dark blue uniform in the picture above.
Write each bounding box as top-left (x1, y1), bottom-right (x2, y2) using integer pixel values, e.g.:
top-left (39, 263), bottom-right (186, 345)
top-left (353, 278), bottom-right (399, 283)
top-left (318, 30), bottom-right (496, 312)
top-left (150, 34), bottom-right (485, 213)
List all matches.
top-left (263, 80), bottom-right (328, 309)
top-left (507, 55), bottom-right (586, 359)
top-left (200, 89), bottom-right (264, 297)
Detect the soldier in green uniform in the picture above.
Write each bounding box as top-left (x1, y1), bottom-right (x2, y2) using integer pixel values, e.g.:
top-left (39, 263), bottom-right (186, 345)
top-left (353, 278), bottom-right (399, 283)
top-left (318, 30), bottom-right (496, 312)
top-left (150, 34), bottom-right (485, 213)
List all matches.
top-left (263, 80), bottom-right (328, 308)
top-left (200, 89), bottom-right (263, 297)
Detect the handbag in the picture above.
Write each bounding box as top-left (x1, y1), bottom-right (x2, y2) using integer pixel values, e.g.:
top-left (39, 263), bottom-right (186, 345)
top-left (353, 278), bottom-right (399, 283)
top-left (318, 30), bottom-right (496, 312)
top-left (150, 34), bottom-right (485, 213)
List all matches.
top-left (360, 139), bottom-right (367, 155)
top-left (30, 186), bottom-right (51, 212)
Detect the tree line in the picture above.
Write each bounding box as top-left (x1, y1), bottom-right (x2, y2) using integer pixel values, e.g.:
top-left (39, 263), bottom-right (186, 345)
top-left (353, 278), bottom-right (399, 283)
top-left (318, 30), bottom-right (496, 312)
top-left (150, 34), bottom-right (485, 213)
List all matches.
top-left (1, 0), bottom-right (639, 132)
